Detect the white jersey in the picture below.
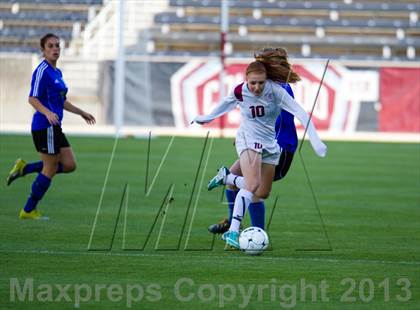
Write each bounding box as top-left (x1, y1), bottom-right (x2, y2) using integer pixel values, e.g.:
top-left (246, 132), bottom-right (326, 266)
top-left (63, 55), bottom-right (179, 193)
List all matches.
top-left (236, 80), bottom-right (283, 152)
top-left (193, 80), bottom-right (327, 158)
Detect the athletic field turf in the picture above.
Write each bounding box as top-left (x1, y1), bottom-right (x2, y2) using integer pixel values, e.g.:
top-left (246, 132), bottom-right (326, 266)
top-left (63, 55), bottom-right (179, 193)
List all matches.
top-left (0, 134), bottom-right (419, 309)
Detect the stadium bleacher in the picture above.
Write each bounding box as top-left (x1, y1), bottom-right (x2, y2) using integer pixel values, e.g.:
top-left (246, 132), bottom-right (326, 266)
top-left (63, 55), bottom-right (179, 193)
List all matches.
top-left (0, 0), bottom-right (102, 4)
top-left (0, 0), bottom-right (418, 60)
top-left (0, 0), bottom-right (103, 53)
top-left (149, 0), bottom-right (419, 60)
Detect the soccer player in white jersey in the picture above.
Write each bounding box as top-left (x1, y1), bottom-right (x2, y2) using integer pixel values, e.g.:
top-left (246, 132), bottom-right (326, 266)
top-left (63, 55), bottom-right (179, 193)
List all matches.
top-left (208, 47), bottom-right (300, 234)
top-left (192, 60), bottom-right (327, 249)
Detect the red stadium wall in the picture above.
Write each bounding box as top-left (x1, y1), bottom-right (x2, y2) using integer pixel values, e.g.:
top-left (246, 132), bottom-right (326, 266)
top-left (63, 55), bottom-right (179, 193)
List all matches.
top-left (379, 68), bottom-right (420, 132)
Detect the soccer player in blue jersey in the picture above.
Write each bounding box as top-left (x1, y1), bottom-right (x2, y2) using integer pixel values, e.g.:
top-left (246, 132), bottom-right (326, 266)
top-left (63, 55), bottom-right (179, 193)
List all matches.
top-left (193, 48), bottom-right (326, 248)
top-left (5, 33), bottom-right (96, 220)
top-left (208, 48), bottom-right (298, 234)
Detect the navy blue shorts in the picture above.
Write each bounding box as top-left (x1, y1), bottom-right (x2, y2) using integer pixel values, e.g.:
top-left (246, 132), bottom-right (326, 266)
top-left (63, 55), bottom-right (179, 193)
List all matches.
top-left (273, 150), bottom-right (294, 181)
top-left (32, 125), bottom-right (70, 155)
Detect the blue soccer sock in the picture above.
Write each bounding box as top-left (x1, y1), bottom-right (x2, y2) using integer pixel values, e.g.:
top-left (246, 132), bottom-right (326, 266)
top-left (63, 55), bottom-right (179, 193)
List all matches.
top-left (248, 200), bottom-right (265, 229)
top-left (225, 189), bottom-right (238, 224)
top-left (23, 162), bottom-right (64, 176)
top-left (23, 173), bottom-right (51, 212)
top-left (22, 161), bottom-right (43, 175)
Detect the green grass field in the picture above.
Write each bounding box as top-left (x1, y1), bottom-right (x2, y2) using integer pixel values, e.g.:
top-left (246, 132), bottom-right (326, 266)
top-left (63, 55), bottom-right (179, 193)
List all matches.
top-left (0, 134), bottom-right (419, 309)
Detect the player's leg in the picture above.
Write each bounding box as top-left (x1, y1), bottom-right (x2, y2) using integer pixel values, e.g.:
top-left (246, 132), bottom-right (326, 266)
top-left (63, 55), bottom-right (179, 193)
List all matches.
top-left (20, 144), bottom-right (75, 178)
top-left (248, 163), bottom-right (276, 229)
top-left (228, 149), bottom-right (285, 229)
top-left (6, 158), bottom-right (30, 186)
top-left (273, 150), bottom-right (294, 182)
top-left (19, 126), bottom-right (61, 219)
top-left (220, 155), bottom-right (277, 230)
top-left (208, 162), bottom-right (266, 231)
top-left (219, 148), bottom-right (295, 190)
top-left (223, 149), bottom-right (261, 248)
top-left (248, 198), bottom-right (265, 228)
top-left (208, 160), bottom-right (241, 234)
top-left (58, 147), bottom-right (77, 173)
top-left (208, 164), bottom-right (246, 191)
top-left (6, 159), bottom-right (65, 186)
top-left (6, 159), bottom-right (67, 186)
top-left (254, 163), bottom-right (275, 199)
top-left (6, 132), bottom-right (73, 185)
top-left (19, 153), bottom-right (58, 219)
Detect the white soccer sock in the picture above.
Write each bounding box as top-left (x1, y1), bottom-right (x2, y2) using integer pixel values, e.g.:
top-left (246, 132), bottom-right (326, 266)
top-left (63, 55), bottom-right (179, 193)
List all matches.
top-left (226, 173), bottom-right (246, 189)
top-left (229, 189), bottom-right (253, 232)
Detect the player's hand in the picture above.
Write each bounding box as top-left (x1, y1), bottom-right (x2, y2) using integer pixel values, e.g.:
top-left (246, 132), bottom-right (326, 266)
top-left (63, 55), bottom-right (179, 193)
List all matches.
top-left (45, 111), bottom-right (59, 125)
top-left (317, 142), bottom-right (327, 157)
top-left (191, 115), bottom-right (209, 125)
top-left (81, 112), bottom-right (96, 125)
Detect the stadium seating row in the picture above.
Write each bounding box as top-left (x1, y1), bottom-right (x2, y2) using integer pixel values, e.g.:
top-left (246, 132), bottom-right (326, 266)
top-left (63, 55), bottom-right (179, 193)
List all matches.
top-left (1, 26), bottom-right (72, 38)
top-left (0, 0), bottom-right (102, 4)
top-left (0, 0), bottom-right (418, 61)
top-left (0, 10), bottom-right (88, 21)
top-left (148, 0), bottom-right (419, 60)
top-left (0, 0), bottom-right (102, 52)
top-left (154, 13), bottom-right (417, 29)
top-left (170, 0), bottom-right (418, 12)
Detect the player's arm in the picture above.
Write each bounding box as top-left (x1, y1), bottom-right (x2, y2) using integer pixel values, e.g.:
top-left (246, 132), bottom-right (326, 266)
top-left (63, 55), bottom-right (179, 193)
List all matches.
top-left (273, 86), bottom-right (327, 157)
top-left (191, 93), bottom-right (237, 125)
top-left (28, 96), bottom-right (59, 125)
top-left (63, 100), bottom-right (96, 125)
top-left (29, 65), bottom-right (60, 125)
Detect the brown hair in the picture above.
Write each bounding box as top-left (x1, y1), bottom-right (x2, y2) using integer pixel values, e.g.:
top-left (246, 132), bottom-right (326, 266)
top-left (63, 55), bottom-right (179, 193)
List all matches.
top-left (246, 61), bottom-right (267, 76)
top-left (254, 47), bottom-right (301, 83)
top-left (40, 33), bottom-right (59, 49)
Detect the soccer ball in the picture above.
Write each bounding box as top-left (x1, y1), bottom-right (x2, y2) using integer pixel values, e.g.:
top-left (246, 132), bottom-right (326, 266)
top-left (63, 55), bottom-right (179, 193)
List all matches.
top-left (239, 226), bottom-right (269, 255)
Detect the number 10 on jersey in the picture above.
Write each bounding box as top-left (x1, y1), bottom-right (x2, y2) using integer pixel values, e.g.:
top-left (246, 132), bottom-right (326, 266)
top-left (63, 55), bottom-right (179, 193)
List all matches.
top-left (249, 106), bottom-right (265, 118)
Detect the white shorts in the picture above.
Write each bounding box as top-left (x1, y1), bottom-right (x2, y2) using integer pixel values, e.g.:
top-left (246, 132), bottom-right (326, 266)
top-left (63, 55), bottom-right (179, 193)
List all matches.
top-left (235, 134), bottom-right (280, 165)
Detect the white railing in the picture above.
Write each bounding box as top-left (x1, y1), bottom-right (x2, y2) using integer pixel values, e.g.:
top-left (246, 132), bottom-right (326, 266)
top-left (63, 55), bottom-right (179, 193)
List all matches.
top-left (82, 0), bottom-right (169, 60)
top-left (82, 0), bottom-right (115, 59)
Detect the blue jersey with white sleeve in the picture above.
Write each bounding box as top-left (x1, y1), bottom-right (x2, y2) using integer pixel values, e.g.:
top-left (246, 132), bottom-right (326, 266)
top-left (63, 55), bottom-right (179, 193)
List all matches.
top-left (275, 83), bottom-right (298, 153)
top-left (29, 59), bottom-right (68, 131)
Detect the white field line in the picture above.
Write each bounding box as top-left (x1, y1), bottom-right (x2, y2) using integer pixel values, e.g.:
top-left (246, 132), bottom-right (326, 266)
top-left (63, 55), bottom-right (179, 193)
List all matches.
top-left (184, 137), bottom-right (214, 249)
top-left (145, 135), bottom-right (175, 197)
top-left (87, 136), bottom-right (119, 250)
top-left (122, 184), bottom-right (130, 250)
top-left (0, 248), bottom-right (419, 267)
top-left (154, 184), bottom-right (174, 250)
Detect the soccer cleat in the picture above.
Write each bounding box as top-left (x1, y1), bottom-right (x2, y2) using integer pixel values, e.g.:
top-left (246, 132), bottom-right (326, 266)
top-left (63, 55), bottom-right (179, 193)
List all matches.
top-left (222, 230), bottom-right (240, 249)
top-left (208, 218), bottom-right (230, 234)
top-left (207, 166), bottom-right (230, 191)
top-left (19, 209), bottom-right (49, 220)
top-left (6, 158), bottom-right (26, 186)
